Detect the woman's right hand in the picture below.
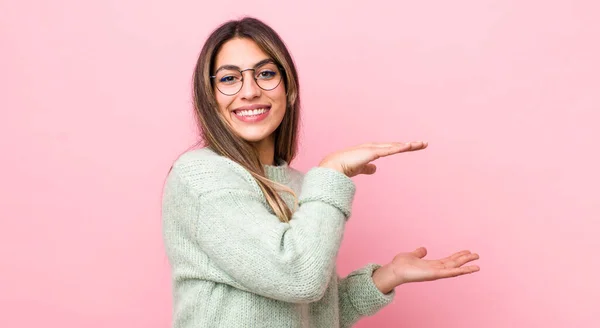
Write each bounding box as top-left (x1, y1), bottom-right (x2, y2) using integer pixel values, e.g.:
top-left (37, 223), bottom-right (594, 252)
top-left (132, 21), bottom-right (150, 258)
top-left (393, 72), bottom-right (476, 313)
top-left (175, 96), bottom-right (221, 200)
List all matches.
top-left (318, 142), bottom-right (428, 177)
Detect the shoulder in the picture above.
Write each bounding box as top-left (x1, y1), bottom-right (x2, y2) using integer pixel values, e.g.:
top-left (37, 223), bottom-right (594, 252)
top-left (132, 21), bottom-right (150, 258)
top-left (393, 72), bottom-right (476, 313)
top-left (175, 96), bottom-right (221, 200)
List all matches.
top-left (172, 147), bottom-right (226, 170)
top-left (166, 147), bottom-right (256, 195)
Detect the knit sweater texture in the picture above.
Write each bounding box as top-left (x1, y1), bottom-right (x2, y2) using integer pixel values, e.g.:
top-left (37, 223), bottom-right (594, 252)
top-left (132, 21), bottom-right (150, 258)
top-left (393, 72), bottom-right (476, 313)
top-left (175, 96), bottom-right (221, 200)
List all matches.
top-left (161, 147), bottom-right (395, 327)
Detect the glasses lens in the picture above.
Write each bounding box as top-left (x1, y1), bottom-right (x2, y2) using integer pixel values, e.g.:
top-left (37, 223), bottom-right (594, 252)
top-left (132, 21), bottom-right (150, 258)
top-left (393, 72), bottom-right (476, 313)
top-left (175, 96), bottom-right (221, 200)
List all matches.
top-left (255, 63), bottom-right (282, 91)
top-left (215, 69), bottom-right (242, 95)
top-left (213, 64), bottom-right (283, 95)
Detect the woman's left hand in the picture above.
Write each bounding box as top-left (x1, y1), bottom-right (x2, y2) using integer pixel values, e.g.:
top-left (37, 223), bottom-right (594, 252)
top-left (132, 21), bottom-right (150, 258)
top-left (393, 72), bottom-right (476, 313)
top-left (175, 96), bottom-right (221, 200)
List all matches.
top-left (372, 247), bottom-right (480, 294)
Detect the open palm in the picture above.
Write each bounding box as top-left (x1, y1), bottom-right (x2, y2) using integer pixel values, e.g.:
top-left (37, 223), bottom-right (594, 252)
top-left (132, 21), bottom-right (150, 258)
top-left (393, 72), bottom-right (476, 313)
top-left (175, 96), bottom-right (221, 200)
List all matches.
top-left (390, 247), bottom-right (480, 285)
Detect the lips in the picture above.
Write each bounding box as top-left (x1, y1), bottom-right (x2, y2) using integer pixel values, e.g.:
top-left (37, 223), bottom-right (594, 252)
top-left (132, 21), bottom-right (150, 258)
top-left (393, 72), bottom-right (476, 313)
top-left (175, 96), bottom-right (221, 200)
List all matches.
top-left (231, 104), bottom-right (271, 123)
top-left (234, 107), bottom-right (269, 116)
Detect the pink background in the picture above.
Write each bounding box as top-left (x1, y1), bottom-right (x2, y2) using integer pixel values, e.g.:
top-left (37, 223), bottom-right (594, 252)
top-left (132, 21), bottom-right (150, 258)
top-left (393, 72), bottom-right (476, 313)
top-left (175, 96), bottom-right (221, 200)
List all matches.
top-left (1, 0), bottom-right (599, 327)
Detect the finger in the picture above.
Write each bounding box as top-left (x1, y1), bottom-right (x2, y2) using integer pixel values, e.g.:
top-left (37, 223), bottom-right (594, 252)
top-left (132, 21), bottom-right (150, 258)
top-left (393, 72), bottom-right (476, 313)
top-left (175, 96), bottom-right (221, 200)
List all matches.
top-left (411, 247), bottom-right (427, 258)
top-left (453, 253), bottom-right (480, 267)
top-left (362, 141), bottom-right (426, 150)
top-left (443, 253), bottom-right (480, 268)
top-left (367, 143), bottom-right (413, 158)
top-left (381, 141), bottom-right (428, 154)
top-left (440, 250), bottom-right (471, 263)
top-left (356, 142), bottom-right (428, 165)
top-left (362, 142), bottom-right (397, 148)
top-left (435, 265), bottom-right (480, 279)
top-left (361, 142), bottom-right (405, 148)
top-left (359, 163), bottom-right (377, 175)
top-left (403, 141), bottom-right (428, 152)
top-left (354, 142), bottom-right (398, 151)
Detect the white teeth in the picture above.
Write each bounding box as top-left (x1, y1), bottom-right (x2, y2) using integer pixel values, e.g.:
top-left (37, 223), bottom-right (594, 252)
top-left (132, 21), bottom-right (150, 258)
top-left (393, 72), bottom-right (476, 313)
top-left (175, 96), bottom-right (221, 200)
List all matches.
top-left (236, 108), bottom-right (268, 116)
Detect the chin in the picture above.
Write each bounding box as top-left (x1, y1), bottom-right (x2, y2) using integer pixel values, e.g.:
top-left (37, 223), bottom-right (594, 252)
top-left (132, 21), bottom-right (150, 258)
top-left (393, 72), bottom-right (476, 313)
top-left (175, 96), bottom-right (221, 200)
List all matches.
top-left (230, 120), bottom-right (281, 144)
top-left (239, 135), bottom-right (267, 143)
top-left (236, 131), bottom-right (274, 143)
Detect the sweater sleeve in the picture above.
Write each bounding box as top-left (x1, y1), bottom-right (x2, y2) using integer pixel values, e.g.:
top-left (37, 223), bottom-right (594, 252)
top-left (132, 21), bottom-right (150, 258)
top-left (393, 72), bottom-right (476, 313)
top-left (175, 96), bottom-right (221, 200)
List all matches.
top-left (338, 264), bottom-right (396, 328)
top-left (163, 156), bottom-right (356, 303)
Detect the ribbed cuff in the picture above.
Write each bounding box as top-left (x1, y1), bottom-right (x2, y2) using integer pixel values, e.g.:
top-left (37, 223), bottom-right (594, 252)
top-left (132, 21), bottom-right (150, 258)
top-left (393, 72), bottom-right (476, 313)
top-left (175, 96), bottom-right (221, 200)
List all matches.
top-left (298, 167), bottom-right (356, 219)
top-left (344, 263), bottom-right (396, 316)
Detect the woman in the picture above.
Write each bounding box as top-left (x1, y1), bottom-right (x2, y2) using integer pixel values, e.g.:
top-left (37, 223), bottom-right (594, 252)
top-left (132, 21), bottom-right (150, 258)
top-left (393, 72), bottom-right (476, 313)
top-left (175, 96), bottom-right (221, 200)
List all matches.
top-left (162, 17), bottom-right (480, 328)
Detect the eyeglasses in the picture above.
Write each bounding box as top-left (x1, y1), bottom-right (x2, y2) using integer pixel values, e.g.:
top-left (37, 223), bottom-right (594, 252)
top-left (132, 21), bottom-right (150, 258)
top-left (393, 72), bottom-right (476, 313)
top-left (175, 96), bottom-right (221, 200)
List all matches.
top-left (210, 62), bottom-right (284, 96)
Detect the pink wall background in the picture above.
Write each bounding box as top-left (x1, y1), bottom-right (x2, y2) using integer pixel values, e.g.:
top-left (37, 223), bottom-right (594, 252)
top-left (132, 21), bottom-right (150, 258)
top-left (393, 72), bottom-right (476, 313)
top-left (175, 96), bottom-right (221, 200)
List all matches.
top-left (1, 0), bottom-right (599, 327)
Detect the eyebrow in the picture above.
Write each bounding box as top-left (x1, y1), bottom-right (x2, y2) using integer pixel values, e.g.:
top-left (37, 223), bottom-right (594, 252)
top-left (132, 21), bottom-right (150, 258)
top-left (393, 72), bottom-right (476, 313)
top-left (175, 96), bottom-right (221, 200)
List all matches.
top-left (214, 58), bottom-right (275, 73)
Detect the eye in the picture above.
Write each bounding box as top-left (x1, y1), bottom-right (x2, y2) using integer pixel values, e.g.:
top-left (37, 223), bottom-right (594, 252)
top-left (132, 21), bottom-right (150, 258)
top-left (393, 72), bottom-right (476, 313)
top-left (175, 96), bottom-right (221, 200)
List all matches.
top-left (219, 75), bottom-right (240, 84)
top-left (257, 70), bottom-right (277, 80)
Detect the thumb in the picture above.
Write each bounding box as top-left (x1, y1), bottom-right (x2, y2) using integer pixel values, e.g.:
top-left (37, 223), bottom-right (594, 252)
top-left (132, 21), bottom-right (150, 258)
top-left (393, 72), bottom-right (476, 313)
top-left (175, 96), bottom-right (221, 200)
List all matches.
top-left (412, 247), bottom-right (427, 258)
top-left (359, 163), bottom-right (377, 175)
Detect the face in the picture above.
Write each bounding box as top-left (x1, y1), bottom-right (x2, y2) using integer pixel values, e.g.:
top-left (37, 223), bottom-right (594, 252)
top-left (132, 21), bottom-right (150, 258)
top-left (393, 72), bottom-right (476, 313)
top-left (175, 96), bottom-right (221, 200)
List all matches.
top-left (212, 38), bottom-right (287, 146)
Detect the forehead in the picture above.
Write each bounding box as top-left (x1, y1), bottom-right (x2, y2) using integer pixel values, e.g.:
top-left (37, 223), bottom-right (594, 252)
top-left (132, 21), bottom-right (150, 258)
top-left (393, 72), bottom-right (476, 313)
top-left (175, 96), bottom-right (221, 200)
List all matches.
top-left (214, 38), bottom-right (271, 68)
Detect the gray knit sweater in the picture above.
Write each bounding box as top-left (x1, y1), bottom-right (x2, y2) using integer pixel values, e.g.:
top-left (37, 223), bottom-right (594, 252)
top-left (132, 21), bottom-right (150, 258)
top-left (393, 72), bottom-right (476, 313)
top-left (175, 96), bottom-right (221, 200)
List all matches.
top-left (161, 147), bottom-right (395, 327)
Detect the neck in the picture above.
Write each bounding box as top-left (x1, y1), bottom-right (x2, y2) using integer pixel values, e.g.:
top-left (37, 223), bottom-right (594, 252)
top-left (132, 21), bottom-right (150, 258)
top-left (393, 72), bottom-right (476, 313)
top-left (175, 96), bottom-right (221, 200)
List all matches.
top-left (253, 136), bottom-right (276, 166)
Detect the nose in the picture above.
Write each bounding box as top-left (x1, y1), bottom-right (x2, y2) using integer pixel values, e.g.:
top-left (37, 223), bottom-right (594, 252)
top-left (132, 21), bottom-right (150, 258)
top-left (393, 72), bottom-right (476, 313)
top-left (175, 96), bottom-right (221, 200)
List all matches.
top-left (239, 70), bottom-right (261, 100)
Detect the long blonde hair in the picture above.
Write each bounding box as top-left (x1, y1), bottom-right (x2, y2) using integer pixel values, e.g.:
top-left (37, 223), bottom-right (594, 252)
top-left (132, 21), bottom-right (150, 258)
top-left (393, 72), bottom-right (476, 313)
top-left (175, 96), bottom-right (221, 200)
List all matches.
top-left (192, 17), bottom-right (301, 222)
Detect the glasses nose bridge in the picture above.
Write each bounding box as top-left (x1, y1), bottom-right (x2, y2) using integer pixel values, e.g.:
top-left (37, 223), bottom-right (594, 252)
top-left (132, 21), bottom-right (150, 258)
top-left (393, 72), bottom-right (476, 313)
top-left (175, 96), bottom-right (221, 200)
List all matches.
top-left (238, 68), bottom-right (261, 96)
top-left (239, 68), bottom-right (260, 88)
top-left (239, 67), bottom-right (256, 79)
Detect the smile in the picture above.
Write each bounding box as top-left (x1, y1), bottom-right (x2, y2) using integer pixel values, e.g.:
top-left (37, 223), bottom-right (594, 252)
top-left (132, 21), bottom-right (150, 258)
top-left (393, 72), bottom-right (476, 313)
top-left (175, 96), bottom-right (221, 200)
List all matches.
top-left (234, 108), bottom-right (269, 116)
top-left (232, 107), bottom-right (271, 123)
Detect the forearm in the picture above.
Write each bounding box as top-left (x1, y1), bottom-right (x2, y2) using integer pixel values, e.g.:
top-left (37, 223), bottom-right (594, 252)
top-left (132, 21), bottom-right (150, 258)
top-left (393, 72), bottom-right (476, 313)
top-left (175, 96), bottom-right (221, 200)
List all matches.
top-left (338, 264), bottom-right (396, 327)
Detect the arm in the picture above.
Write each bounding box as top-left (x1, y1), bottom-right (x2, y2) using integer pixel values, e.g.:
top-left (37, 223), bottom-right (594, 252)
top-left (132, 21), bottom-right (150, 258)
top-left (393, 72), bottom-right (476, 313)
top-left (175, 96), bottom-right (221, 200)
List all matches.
top-left (338, 264), bottom-right (396, 328)
top-left (163, 155), bottom-right (356, 303)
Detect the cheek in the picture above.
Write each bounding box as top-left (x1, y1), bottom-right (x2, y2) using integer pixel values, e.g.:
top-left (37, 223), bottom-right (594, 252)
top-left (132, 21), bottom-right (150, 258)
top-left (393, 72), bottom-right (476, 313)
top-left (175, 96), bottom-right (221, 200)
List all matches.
top-left (215, 93), bottom-right (233, 114)
top-left (272, 85), bottom-right (287, 107)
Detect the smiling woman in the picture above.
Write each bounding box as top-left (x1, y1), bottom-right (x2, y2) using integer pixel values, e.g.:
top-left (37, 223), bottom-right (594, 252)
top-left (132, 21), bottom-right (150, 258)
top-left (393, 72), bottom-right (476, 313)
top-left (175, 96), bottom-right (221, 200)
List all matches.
top-left (161, 16), bottom-right (479, 328)
top-left (212, 39), bottom-right (287, 153)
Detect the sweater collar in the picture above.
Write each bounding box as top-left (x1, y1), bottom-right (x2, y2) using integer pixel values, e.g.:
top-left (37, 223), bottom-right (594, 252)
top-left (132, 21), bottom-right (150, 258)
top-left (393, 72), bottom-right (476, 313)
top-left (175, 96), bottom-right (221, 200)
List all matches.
top-left (205, 146), bottom-right (290, 183)
top-left (263, 158), bottom-right (290, 183)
